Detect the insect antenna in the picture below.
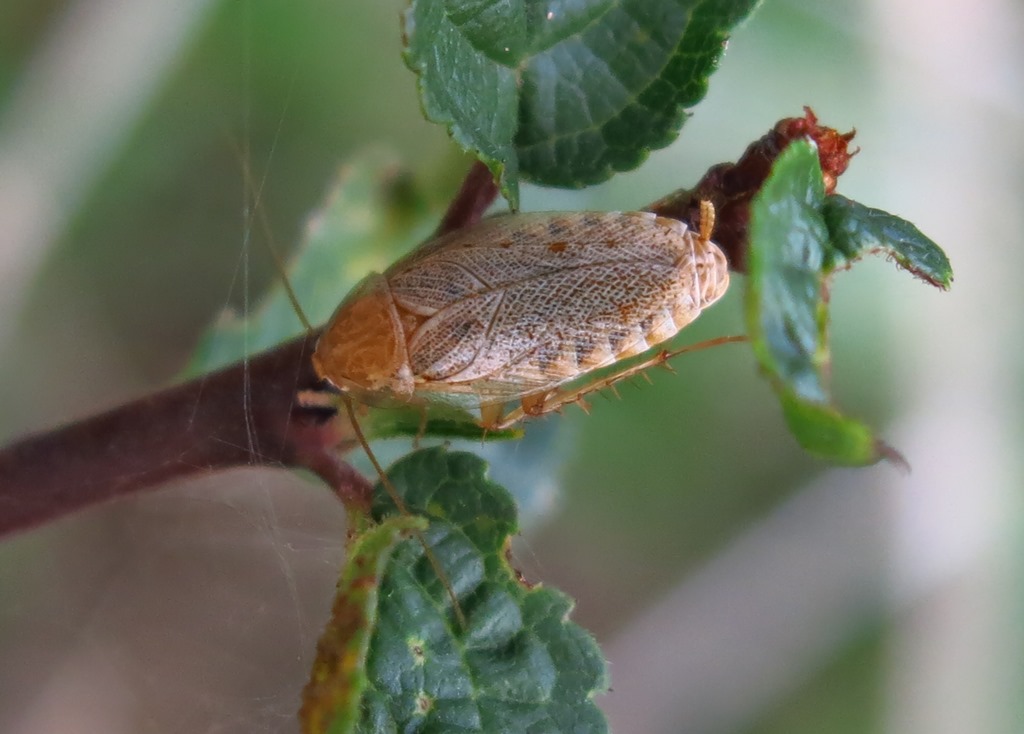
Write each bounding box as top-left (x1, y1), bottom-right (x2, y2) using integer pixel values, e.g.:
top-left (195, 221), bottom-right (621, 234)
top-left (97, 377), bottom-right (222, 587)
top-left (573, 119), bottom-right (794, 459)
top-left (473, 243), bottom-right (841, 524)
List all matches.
top-left (255, 197), bottom-right (312, 333)
top-left (340, 395), bottom-right (467, 629)
top-left (245, 163), bottom-right (468, 629)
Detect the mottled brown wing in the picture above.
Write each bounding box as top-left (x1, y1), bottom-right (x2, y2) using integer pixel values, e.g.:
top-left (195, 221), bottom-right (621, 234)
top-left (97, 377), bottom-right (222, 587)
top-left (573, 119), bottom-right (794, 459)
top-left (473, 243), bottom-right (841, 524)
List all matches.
top-left (386, 212), bottom-right (703, 397)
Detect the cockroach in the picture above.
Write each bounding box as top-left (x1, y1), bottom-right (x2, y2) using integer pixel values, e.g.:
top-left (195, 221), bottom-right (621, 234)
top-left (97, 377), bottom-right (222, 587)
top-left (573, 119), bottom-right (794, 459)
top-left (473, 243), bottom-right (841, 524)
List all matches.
top-left (313, 201), bottom-right (730, 429)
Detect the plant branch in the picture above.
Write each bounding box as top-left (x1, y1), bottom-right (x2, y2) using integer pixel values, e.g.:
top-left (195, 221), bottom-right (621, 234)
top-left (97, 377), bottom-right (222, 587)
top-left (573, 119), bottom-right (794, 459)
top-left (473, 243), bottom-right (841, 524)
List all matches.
top-left (0, 112), bottom-right (851, 539)
top-left (0, 332), bottom-right (370, 537)
top-left (434, 160), bottom-right (499, 236)
top-left (648, 107), bottom-right (855, 271)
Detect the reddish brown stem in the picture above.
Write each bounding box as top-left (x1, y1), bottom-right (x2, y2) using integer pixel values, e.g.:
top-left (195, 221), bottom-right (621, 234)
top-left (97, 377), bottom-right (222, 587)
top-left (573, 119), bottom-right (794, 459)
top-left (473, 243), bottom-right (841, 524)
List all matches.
top-left (0, 332), bottom-right (368, 537)
top-left (434, 160), bottom-right (499, 236)
top-left (648, 107), bottom-right (856, 272)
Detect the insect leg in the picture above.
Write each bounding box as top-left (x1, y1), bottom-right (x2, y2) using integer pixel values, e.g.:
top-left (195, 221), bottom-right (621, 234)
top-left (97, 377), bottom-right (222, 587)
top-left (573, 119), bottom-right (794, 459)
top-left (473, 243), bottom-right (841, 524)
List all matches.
top-left (491, 335), bottom-right (747, 429)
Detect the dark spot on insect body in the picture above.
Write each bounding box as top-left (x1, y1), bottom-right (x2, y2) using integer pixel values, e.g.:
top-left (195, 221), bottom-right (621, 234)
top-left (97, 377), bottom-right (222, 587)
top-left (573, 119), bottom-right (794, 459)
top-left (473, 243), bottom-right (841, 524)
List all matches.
top-left (534, 342), bottom-right (560, 373)
top-left (547, 220), bottom-right (569, 236)
top-left (297, 394), bottom-right (339, 424)
top-left (548, 241), bottom-right (568, 253)
top-left (574, 335), bottom-right (597, 366)
top-left (606, 328), bottom-right (630, 353)
top-left (442, 280), bottom-right (469, 299)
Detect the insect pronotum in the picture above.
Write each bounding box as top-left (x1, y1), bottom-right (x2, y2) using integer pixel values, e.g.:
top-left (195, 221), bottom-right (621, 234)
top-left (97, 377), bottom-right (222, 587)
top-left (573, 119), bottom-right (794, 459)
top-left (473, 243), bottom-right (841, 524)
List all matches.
top-left (313, 201), bottom-right (730, 429)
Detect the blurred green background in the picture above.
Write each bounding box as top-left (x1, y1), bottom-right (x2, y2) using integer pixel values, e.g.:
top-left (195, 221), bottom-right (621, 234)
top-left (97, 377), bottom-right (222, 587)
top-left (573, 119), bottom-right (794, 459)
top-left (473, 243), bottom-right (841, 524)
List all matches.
top-left (1, 1), bottom-right (1021, 733)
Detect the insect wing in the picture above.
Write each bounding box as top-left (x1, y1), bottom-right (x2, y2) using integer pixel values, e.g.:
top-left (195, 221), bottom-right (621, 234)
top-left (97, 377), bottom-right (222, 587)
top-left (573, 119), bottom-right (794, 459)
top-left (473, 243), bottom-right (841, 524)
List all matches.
top-left (386, 212), bottom-right (715, 391)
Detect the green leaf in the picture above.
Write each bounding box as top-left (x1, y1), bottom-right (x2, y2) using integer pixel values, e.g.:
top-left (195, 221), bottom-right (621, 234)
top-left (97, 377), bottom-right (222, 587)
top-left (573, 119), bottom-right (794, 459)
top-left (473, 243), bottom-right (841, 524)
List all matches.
top-left (403, 1), bottom-right (521, 205)
top-left (746, 141), bottom-right (886, 465)
top-left (746, 140), bottom-right (954, 465)
top-left (404, 0), bottom-right (762, 207)
top-left (300, 514), bottom-right (425, 734)
top-left (308, 448), bottom-right (608, 733)
top-left (778, 395), bottom-right (877, 464)
top-left (185, 149), bottom-right (436, 375)
top-left (822, 194), bottom-right (953, 289)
